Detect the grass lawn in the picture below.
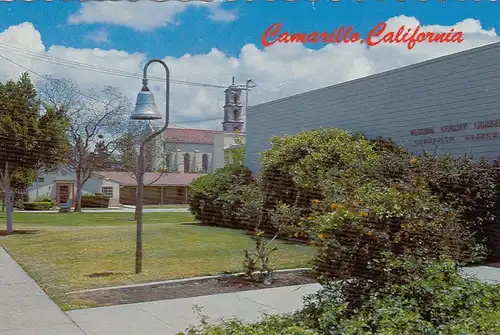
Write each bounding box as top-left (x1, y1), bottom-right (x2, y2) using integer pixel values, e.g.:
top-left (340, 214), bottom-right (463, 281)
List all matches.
top-left (143, 204), bottom-right (190, 209)
top-left (0, 212), bottom-right (315, 310)
top-left (0, 211), bottom-right (195, 226)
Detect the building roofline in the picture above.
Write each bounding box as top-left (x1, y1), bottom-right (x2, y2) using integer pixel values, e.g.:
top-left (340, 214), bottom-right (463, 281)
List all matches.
top-left (248, 41), bottom-right (500, 111)
top-left (92, 172), bottom-right (125, 185)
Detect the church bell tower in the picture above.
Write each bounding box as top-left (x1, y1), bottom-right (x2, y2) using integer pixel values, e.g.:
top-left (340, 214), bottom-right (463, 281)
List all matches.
top-left (222, 77), bottom-right (244, 132)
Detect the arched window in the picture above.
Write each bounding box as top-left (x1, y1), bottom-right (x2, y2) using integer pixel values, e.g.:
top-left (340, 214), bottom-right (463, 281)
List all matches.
top-left (233, 94), bottom-right (238, 103)
top-left (183, 153), bottom-right (190, 173)
top-left (202, 154), bottom-right (209, 172)
top-left (233, 109), bottom-right (238, 120)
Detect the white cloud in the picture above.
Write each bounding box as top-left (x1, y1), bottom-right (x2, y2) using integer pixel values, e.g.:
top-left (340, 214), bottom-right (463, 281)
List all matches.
top-left (0, 16), bottom-right (498, 131)
top-left (207, 6), bottom-right (238, 23)
top-left (84, 28), bottom-right (111, 44)
top-left (67, 0), bottom-right (238, 31)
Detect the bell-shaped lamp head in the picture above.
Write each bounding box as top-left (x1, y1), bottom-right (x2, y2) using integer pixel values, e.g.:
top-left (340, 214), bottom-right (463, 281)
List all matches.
top-left (131, 87), bottom-right (162, 120)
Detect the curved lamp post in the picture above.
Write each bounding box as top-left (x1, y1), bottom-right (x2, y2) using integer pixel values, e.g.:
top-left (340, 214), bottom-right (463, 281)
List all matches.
top-left (130, 59), bottom-right (170, 274)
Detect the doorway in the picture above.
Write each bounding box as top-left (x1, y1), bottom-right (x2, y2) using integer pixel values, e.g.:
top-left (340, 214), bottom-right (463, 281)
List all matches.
top-left (56, 183), bottom-right (74, 206)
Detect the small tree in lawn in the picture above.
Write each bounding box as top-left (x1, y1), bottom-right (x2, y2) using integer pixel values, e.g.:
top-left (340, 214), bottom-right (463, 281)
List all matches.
top-left (113, 123), bottom-right (178, 218)
top-left (239, 180), bottom-right (300, 285)
top-left (38, 76), bottom-right (130, 211)
top-left (0, 73), bottom-right (70, 233)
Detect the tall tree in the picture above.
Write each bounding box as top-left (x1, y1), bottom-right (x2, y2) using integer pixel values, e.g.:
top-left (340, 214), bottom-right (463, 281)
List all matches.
top-left (90, 140), bottom-right (116, 170)
top-left (114, 122), bottom-right (178, 175)
top-left (0, 72), bottom-right (70, 233)
top-left (38, 76), bottom-right (130, 212)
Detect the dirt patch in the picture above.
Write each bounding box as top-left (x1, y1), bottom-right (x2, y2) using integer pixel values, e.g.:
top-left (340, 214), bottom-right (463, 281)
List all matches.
top-left (0, 229), bottom-right (39, 236)
top-left (70, 271), bottom-right (317, 308)
top-left (87, 271), bottom-right (128, 278)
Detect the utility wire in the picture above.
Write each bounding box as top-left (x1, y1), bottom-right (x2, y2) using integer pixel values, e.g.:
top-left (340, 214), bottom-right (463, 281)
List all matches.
top-left (0, 42), bottom-right (288, 94)
top-left (0, 42), bottom-right (226, 89)
top-left (0, 52), bottom-right (102, 103)
top-left (0, 42), bottom-right (260, 124)
top-left (0, 51), bottom-right (232, 124)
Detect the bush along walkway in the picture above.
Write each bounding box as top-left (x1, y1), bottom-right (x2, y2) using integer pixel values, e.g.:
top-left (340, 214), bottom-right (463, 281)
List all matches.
top-left (0, 247), bottom-right (85, 334)
top-left (66, 283), bottom-right (322, 335)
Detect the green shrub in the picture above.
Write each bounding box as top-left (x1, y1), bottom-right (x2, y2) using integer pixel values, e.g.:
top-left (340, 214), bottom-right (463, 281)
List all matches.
top-left (307, 169), bottom-right (483, 307)
top-left (416, 155), bottom-right (500, 262)
top-left (369, 138), bottom-right (500, 262)
top-left (177, 314), bottom-right (315, 335)
top-left (81, 194), bottom-right (109, 208)
top-left (258, 128), bottom-right (379, 233)
top-left (177, 257), bottom-right (500, 335)
top-left (36, 196), bottom-right (55, 207)
top-left (13, 199), bottom-right (24, 210)
top-left (23, 201), bottom-right (53, 210)
top-left (299, 256), bottom-right (500, 335)
top-left (188, 165), bottom-right (255, 229)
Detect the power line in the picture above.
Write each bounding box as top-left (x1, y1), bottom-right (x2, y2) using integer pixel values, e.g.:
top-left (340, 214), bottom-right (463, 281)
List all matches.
top-left (0, 51), bottom-right (237, 125)
top-left (0, 41), bottom-right (288, 94)
top-left (0, 42), bottom-right (265, 125)
top-left (0, 52), bottom-right (102, 103)
top-left (0, 42), bottom-right (227, 89)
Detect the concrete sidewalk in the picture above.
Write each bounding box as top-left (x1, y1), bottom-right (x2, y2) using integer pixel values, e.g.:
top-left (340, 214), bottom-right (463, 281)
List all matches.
top-left (0, 247), bottom-right (85, 335)
top-left (2, 241), bottom-right (499, 335)
top-left (66, 284), bottom-right (321, 335)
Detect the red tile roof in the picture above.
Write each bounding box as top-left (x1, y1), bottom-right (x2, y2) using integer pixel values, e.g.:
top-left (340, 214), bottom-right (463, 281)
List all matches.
top-left (163, 128), bottom-right (246, 144)
top-left (95, 171), bottom-right (205, 187)
top-left (164, 128), bottom-right (223, 144)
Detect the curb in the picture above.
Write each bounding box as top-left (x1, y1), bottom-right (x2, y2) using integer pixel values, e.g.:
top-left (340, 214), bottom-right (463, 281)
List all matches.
top-left (66, 267), bottom-right (312, 294)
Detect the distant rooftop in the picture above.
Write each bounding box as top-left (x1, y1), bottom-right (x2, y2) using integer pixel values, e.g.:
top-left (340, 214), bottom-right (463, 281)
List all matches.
top-left (95, 171), bottom-right (205, 187)
top-left (163, 128), bottom-right (245, 145)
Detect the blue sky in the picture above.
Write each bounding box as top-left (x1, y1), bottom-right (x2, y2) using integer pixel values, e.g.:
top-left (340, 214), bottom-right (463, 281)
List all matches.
top-left (0, 1), bottom-right (499, 128)
top-left (2, 1), bottom-right (499, 58)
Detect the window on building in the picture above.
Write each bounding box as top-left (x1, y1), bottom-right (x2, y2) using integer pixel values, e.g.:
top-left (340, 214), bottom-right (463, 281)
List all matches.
top-left (102, 186), bottom-right (113, 197)
top-left (234, 94), bottom-right (238, 103)
top-left (165, 153), bottom-right (172, 171)
top-left (37, 177), bottom-right (44, 183)
top-left (183, 153), bottom-right (190, 173)
top-left (177, 188), bottom-right (183, 197)
top-left (202, 154), bottom-right (209, 172)
top-left (233, 110), bottom-right (238, 120)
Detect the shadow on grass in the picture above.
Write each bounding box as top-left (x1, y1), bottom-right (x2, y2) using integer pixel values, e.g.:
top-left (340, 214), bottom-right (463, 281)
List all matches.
top-left (87, 271), bottom-right (129, 278)
top-left (180, 222), bottom-right (206, 227)
top-left (180, 222), bottom-right (310, 246)
top-left (0, 229), bottom-right (39, 236)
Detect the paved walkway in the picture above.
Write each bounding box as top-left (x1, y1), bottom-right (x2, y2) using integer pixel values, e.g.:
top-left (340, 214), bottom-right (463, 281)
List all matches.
top-left (0, 247), bottom-right (85, 335)
top-left (460, 265), bottom-right (500, 284)
top-left (2, 245), bottom-right (499, 335)
top-left (67, 284), bottom-right (322, 335)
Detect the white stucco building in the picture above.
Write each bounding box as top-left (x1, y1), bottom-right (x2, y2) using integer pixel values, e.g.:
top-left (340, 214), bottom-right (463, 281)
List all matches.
top-left (152, 78), bottom-right (246, 173)
top-left (27, 167), bottom-right (121, 207)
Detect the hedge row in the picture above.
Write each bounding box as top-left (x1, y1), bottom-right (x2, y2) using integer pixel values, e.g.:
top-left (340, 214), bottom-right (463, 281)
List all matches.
top-left (81, 194), bottom-right (109, 208)
top-left (178, 257), bottom-right (500, 335)
top-left (23, 202), bottom-right (53, 210)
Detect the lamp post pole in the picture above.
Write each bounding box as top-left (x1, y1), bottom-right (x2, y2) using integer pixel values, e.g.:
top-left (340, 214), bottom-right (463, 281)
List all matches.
top-left (132, 59), bottom-right (170, 274)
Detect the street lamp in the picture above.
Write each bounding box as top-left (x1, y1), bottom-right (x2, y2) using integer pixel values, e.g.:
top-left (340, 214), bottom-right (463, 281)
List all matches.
top-left (130, 59), bottom-right (170, 274)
